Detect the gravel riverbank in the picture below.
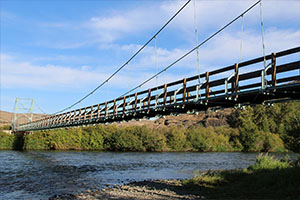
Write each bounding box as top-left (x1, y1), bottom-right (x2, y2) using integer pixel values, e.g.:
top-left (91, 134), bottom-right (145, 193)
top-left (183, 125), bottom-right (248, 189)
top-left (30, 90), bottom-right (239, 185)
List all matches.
top-left (50, 179), bottom-right (204, 200)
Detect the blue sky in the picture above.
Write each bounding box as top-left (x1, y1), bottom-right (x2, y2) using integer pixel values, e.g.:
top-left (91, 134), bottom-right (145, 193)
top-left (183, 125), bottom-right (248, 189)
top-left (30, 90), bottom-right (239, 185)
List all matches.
top-left (1, 0), bottom-right (300, 114)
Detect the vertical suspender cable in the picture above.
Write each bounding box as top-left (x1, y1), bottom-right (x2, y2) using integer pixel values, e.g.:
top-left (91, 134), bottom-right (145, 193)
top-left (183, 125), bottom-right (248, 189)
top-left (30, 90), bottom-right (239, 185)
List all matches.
top-left (193, 0), bottom-right (201, 84)
top-left (155, 36), bottom-right (158, 90)
top-left (239, 14), bottom-right (244, 63)
top-left (260, 0), bottom-right (266, 68)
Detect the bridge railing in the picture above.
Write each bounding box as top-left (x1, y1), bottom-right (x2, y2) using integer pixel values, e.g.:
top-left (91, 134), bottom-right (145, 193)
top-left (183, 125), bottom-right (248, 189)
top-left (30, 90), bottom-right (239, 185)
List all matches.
top-left (17, 46), bottom-right (300, 131)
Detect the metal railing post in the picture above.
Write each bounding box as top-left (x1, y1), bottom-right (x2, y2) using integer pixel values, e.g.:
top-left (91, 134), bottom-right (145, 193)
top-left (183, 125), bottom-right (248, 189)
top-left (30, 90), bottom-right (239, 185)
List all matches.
top-left (183, 78), bottom-right (187, 102)
top-left (235, 63), bottom-right (239, 93)
top-left (205, 72), bottom-right (210, 98)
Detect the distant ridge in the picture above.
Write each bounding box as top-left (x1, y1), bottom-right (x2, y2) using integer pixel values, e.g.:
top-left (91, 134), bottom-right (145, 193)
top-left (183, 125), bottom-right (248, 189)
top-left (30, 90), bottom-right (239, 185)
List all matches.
top-left (0, 110), bottom-right (48, 127)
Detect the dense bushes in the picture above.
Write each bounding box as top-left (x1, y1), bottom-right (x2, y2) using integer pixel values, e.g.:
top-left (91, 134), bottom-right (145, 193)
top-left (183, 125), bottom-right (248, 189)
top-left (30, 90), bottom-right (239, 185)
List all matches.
top-left (227, 102), bottom-right (300, 152)
top-left (21, 124), bottom-right (286, 152)
top-left (186, 126), bottom-right (233, 152)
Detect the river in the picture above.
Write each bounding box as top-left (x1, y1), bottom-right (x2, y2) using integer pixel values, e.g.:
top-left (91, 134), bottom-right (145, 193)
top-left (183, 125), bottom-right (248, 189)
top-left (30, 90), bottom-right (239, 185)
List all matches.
top-left (0, 151), bottom-right (296, 200)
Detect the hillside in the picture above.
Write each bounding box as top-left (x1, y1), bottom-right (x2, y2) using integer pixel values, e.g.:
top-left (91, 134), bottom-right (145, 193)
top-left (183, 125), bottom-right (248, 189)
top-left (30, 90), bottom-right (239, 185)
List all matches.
top-left (115, 109), bottom-right (232, 129)
top-left (0, 110), bottom-right (48, 127)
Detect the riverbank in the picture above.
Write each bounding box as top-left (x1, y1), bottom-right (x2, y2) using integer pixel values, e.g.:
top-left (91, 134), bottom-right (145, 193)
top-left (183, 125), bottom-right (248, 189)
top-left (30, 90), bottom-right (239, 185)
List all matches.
top-left (50, 154), bottom-right (300, 200)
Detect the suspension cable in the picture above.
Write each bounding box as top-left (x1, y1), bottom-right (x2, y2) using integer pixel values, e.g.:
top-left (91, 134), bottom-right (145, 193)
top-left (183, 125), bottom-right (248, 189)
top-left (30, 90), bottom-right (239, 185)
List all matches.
top-left (260, 0), bottom-right (266, 68)
top-left (119, 0), bottom-right (261, 98)
top-left (34, 102), bottom-right (48, 114)
top-left (52, 0), bottom-right (192, 115)
top-left (193, 0), bottom-right (200, 84)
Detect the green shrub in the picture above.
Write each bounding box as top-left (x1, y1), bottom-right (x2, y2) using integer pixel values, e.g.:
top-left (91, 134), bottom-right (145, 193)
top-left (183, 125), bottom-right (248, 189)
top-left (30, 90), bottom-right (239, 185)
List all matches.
top-left (165, 126), bottom-right (187, 151)
top-left (186, 126), bottom-right (209, 151)
top-left (0, 131), bottom-right (14, 149)
top-left (138, 126), bottom-right (166, 151)
top-left (260, 132), bottom-right (286, 152)
top-left (186, 126), bottom-right (233, 152)
top-left (81, 126), bottom-right (104, 150)
top-left (283, 116), bottom-right (300, 152)
top-left (248, 154), bottom-right (290, 171)
top-left (107, 127), bottom-right (144, 151)
top-left (215, 126), bottom-right (242, 151)
top-left (23, 131), bottom-right (49, 150)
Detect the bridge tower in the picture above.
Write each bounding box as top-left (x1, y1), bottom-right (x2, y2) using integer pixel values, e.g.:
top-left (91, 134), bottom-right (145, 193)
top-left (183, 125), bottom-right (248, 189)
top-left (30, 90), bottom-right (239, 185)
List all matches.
top-left (11, 98), bottom-right (34, 132)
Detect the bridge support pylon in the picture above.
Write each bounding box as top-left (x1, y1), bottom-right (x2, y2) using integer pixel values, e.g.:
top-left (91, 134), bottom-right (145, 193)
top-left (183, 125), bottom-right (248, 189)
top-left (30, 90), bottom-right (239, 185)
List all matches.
top-left (12, 98), bottom-right (34, 133)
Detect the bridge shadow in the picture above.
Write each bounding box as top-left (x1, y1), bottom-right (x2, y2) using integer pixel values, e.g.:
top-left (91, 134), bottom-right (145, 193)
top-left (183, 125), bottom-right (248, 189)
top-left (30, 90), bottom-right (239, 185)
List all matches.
top-left (49, 164), bottom-right (300, 200)
top-left (101, 166), bottom-right (299, 200)
top-left (12, 133), bottom-right (24, 150)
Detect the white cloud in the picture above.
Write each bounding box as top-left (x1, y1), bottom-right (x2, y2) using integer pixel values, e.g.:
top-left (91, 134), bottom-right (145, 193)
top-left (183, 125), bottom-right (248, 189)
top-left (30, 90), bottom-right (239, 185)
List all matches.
top-left (0, 53), bottom-right (181, 93)
top-left (1, 54), bottom-right (105, 89)
top-left (197, 28), bottom-right (300, 66)
top-left (86, 4), bottom-right (163, 43)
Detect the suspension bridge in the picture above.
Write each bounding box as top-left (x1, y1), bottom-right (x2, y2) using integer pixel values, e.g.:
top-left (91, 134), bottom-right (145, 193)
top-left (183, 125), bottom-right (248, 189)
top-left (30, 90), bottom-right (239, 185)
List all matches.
top-left (12, 0), bottom-right (300, 132)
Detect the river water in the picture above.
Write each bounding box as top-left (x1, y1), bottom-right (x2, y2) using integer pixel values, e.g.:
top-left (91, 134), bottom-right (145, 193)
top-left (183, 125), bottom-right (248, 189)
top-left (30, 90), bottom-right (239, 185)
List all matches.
top-left (0, 151), bottom-right (296, 200)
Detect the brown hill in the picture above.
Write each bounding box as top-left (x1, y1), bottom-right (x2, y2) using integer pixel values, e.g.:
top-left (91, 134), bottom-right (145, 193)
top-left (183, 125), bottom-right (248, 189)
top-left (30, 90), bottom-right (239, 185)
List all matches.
top-left (0, 110), bottom-right (13, 125)
top-left (0, 110), bottom-right (48, 127)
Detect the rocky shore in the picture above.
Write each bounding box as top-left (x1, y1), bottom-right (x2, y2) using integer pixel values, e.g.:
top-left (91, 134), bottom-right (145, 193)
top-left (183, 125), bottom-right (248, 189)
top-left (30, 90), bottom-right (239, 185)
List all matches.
top-left (50, 179), bottom-right (204, 200)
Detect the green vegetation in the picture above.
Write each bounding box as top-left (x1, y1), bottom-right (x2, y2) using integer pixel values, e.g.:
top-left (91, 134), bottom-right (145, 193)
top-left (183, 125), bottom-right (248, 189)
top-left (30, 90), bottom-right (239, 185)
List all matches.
top-left (22, 124), bottom-right (286, 152)
top-left (0, 131), bottom-right (14, 150)
top-left (1, 101), bottom-right (299, 152)
top-left (182, 154), bottom-right (300, 199)
top-left (227, 101), bottom-right (300, 152)
top-left (0, 124), bottom-right (24, 150)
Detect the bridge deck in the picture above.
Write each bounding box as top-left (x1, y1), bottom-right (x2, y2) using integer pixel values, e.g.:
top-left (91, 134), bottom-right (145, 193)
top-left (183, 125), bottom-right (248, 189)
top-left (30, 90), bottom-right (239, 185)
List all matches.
top-left (16, 47), bottom-right (300, 132)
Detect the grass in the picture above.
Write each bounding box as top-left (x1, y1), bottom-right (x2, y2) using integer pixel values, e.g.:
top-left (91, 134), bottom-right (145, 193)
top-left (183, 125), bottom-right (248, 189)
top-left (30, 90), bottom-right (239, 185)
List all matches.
top-left (182, 154), bottom-right (300, 199)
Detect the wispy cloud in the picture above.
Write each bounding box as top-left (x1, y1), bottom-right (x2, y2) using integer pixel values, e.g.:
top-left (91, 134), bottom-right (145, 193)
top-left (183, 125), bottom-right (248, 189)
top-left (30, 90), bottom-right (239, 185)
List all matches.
top-left (1, 54), bottom-right (105, 89)
top-left (85, 4), bottom-right (163, 43)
